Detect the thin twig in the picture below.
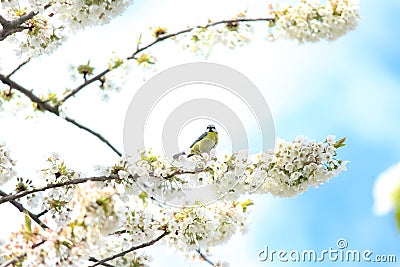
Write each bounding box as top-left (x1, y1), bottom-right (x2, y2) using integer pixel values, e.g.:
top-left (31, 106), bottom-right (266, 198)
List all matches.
top-left (59, 17), bottom-right (273, 103)
top-left (6, 58), bottom-right (31, 78)
top-left (130, 17), bottom-right (273, 59)
top-left (61, 69), bottom-right (109, 103)
top-left (89, 231), bottom-right (169, 267)
top-left (0, 190), bottom-right (49, 229)
top-left (36, 209), bottom-right (49, 218)
top-left (64, 116), bottom-right (122, 156)
top-left (196, 248), bottom-right (215, 266)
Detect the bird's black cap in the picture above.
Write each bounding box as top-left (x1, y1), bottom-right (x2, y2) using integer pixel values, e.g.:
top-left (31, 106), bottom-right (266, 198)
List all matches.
top-left (207, 124), bottom-right (217, 132)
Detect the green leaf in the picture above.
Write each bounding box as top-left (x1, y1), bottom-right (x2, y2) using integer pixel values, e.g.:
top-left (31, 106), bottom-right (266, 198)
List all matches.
top-left (334, 137), bottom-right (346, 148)
top-left (23, 210), bottom-right (32, 234)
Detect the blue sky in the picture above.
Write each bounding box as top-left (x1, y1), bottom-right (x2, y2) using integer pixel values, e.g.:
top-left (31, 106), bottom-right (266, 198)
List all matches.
top-left (1, 0), bottom-right (400, 266)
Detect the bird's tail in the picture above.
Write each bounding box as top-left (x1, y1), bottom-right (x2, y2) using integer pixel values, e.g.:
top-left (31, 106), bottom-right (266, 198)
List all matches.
top-left (172, 151), bottom-right (186, 160)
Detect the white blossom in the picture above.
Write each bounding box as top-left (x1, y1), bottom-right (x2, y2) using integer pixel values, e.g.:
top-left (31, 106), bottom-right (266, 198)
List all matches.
top-left (0, 141), bottom-right (16, 186)
top-left (270, 0), bottom-right (360, 43)
top-left (373, 162), bottom-right (400, 215)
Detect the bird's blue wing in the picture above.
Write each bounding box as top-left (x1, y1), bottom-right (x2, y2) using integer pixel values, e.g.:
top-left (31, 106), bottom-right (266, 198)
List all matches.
top-left (190, 132), bottom-right (207, 148)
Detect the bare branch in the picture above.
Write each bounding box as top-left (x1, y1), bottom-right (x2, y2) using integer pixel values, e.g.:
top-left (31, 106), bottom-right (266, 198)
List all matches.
top-left (0, 190), bottom-right (49, 229)
top-left (62, 69), bottom-right (110, 103)
top-left (36, 209), bottom-right (49, 218)
top-left (196, 248), bottom-right (215, 266)
top-left (89, 231), bottom-right (169, 267)
top-left (6, 58), bottom-right (31, 79)
top-left (59, 17), bottom-right (273, 103)
top-left (64, 116), bottom-right (122, 156)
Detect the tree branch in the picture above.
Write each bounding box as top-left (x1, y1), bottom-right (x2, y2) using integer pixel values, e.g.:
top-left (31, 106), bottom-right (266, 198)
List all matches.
top-left (87, 258), bottom-right (116, 267)
top-left (0, 73), bottom-right (58, 113)
top-left (62, 69), bottom-right (110, 103)
top-left (64, 116), bottom-right (122, 156)
top-left (36, 209), bottom-right (49, 218)
top-left (0, 11), bottom-right (38, 41)
top-left (59, 17), bottom-right (273, 103)
top-left (0, 73), bottom-right (122, 156)
top-left (1, 17), bottom-right (273, 157)
top-left (0, 174), bottom-right (124, 205)
top-left (6, 58), bottom-right (31, 79)
top-left (196, 248), bottom-right (215, 266)
top-left (0, 190), bottom-right (49, 229)
top-left (0, 165), bottom-right (203, 205)
top-left (130, 17), bottom-right (273, 59)
top-left (89, 231), bottom-right (169, 267)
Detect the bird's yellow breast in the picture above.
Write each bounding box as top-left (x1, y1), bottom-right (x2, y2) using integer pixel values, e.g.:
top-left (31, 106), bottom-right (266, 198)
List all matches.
top-left (191, 132), bottom-right (218, 155)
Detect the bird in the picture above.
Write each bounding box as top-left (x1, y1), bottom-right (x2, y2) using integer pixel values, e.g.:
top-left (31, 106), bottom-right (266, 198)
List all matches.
top-left (173, 124), bottom-right (218, 160)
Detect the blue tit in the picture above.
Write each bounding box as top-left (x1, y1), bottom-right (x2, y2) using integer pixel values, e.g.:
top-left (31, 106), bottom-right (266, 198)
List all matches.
top-left (173, 125), bottom-right (218, 159)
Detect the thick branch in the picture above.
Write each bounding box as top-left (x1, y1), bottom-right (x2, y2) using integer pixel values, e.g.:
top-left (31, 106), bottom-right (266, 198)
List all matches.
top-left (0, 11), bottom-right (37, 41)
top-left (0, 73), bottom-right (58, 113)
top-left (89, 231), bottom-right (169, 267)
top-left (0, 190), bottom-right (49, 229)
top-left (59, 17), bottom-right (273, 103)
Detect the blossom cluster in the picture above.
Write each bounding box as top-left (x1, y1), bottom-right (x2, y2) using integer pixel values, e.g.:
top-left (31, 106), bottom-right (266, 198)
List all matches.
top-left (0, 141), bottom-right (16, 186)
top-left (111, 135), bottom-right (347, 205)
top-left (250, 135), bottom-right (348, 197)
top-left (22, 153), bottom-right (81, 227)
top-left (0, 135), bottom-right (347, 266)
top-left (182, 19), bottom-right (253, 58)
top-left (270, 0), bottom-right (360, 43)
top-left (1, 182), bottom-right (125, 266)
top-left (163, 200), bottom-right (250, 252)
top-left (0, 0), bottom-right (132, 56)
